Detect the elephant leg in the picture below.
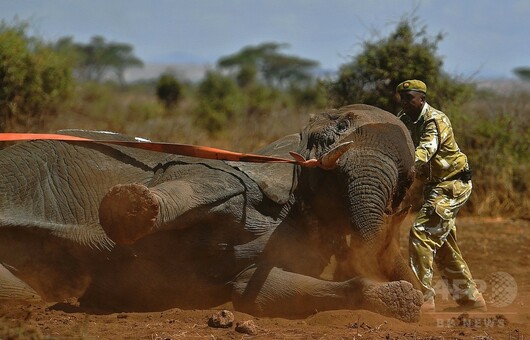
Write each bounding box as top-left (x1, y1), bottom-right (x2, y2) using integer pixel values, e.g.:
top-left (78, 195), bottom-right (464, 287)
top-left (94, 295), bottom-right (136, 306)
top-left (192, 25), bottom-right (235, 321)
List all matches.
top-left (359, 278), bottom-right (423, 322)
top-left (99, 176), bottom-right (245, 244)
top-left (232, 266), bottom-right (422, 322)
top-left (99, 183), bottom-right (160, 244)
top-left (99, 181), bottom-right (196, 244)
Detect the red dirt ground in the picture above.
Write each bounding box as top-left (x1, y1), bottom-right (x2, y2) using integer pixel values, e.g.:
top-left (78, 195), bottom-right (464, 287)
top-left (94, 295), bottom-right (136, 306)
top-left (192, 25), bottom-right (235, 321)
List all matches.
top-left (1, 217), bottom-right (528, 339)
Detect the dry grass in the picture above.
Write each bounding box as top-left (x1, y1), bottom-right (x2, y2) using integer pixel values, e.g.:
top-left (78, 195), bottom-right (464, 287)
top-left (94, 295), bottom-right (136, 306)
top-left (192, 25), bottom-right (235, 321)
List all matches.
top-left (34, 83), bottom-right (313, 152)
top-left (453, 90), bottom-right (530, 219)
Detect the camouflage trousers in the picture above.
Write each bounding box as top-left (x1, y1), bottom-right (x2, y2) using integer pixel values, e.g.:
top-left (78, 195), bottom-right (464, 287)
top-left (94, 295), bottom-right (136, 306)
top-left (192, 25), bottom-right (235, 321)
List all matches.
top-left (409, 179), bottom-right (481, 303)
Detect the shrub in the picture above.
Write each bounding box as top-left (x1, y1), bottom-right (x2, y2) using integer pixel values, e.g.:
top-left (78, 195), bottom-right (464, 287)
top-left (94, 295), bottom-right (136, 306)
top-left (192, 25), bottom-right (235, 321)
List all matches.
top-left (327, 17), bottom-right (473, 113)
top-left (195, 71), bottom-right (244, 133)
top-left (156, 73), bottom-right (182, 108)
top-left (0, 21), bottom-right (73, 131)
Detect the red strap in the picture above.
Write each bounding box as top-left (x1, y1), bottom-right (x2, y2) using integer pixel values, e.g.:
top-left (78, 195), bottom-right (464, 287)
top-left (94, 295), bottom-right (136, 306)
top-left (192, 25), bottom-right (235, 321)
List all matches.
top-left (0, 133), bottom-right (91, 141)
top-left (0, 133), bottom-right (314, 165)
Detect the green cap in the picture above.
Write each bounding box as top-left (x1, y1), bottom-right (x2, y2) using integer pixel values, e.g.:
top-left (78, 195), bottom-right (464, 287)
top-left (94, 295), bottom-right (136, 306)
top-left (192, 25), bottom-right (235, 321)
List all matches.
top-left (396, 80), bottom-right (427, 94)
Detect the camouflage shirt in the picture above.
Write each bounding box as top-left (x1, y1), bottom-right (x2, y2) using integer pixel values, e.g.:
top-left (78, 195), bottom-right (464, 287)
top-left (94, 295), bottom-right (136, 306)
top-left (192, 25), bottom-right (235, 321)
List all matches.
top-left (398, 103), bottom-right (468, 183)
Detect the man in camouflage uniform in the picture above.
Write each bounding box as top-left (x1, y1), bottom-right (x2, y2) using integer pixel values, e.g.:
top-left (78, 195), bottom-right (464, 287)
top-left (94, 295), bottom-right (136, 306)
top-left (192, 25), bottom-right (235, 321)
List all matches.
top-left (396, 79), bottom-right (486, 312)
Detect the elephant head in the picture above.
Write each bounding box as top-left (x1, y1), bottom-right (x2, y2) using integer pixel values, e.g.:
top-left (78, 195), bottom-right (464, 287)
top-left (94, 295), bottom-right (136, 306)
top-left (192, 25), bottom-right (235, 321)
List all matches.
top-left (292, 104), bottom-right (415, 242)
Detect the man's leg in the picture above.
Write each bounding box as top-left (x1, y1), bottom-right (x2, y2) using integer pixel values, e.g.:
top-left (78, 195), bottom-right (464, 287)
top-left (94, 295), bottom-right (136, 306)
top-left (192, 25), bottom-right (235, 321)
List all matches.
top-left (409, 205), bottom-right (449, 309)
top-left (428, 180), bottom-right (485, 310)
top-left (409, 213), bottom-right (438, 302)
top-left (409, 183), bottom-right (461, 309)
top-left (435, 227), bottom-right (485, 309)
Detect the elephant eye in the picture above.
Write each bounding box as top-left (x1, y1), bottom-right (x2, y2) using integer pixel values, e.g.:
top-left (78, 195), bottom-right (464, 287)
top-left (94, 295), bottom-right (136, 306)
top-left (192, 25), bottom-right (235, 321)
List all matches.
top-left (335, 119), bottom-right (350, 133)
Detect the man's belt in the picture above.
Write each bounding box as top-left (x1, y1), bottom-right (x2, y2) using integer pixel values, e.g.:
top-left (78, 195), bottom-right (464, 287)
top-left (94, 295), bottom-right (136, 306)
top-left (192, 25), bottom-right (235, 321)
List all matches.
top-left (446, 168), bottom-right (472, 183)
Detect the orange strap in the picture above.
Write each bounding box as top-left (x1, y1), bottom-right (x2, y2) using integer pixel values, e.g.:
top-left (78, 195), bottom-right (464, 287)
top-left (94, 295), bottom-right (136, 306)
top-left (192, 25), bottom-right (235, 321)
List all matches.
top-left (0, 133), bottom-right (316, 166)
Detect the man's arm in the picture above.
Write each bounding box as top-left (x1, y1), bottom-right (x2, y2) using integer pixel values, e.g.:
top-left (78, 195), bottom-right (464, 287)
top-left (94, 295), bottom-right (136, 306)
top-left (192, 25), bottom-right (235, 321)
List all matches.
top-left (415, 119), bottom-right (439, 167)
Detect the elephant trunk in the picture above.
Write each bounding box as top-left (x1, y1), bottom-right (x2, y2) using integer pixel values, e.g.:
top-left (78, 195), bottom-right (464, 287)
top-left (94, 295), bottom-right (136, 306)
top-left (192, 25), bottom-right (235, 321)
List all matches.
top-left (344, 153), bottom-right (398, 242)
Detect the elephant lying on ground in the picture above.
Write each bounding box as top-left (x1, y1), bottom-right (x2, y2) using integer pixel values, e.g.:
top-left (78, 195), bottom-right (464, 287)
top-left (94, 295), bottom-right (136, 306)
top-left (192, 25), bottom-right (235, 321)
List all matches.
top-left (0, 104), bottom-right (422, 322)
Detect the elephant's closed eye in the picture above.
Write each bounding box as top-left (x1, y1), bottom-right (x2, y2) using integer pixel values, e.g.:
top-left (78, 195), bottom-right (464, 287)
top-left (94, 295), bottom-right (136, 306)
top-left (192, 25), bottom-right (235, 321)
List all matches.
top-left (335, 119), bottom-right (350, 133)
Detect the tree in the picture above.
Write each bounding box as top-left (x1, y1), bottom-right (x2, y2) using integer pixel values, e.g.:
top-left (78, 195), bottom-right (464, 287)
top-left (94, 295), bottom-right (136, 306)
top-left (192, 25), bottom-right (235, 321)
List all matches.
top-left (156, 73), bottom-right (182, 108)
top-left (262, 53), bottom-right (317, 88)
top-left (327, 18), bottom-right (473, 113)
top-left (513, 67), bottom-right (530, 82)
top-left (218, 42), bottom-right (319, 89)
top-left (195, 71), bottom-right (244, 133)
top-left (0, 21), bottom-right (73, 132)
top-left (54, 35), bottom-right (143, 84)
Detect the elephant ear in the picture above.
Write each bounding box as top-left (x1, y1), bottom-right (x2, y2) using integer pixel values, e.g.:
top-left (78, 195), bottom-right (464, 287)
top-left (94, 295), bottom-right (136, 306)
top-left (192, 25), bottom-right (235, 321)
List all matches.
top-left (230, 134), bottom-right (300, 204)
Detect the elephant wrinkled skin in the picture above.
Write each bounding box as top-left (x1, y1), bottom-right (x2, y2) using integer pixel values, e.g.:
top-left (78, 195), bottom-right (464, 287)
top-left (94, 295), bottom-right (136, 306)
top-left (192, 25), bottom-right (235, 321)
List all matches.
top-left (0, 104), bottom-right (422, 322)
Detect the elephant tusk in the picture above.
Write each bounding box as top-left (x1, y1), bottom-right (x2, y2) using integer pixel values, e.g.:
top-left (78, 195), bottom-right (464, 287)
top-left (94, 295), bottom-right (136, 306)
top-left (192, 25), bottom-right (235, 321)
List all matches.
top-left (289, 152), bottom-right (320, 168)
top-left (288, 141), bottom-right (354, 170)
top-left (318, 141), bottom-right (354, 170)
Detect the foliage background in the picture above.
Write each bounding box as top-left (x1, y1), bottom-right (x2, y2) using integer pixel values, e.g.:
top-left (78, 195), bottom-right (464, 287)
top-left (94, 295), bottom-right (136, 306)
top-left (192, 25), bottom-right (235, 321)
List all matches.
top-left (1, 19), bottom-right (528, 219)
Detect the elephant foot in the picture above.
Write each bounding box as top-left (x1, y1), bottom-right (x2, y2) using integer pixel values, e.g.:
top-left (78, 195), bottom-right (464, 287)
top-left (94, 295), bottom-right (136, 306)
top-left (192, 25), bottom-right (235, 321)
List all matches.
top-left (361, 280), bottom-right (422, 323)
top-left (99, 183), bottom-right (159, 244)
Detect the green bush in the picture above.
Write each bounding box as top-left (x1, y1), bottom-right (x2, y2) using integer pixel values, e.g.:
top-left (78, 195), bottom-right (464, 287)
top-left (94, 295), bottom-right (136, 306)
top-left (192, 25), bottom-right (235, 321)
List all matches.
top-left (156, 73), bottom-right (182, 108)
top-left (195, 71), bottom-right (244, 133)
top-left (0, 21), bottom-right (73, 131)
top-left (242, 83), bottom-right (278, 116)
top-left (327, 18), bottom-right (473, 113)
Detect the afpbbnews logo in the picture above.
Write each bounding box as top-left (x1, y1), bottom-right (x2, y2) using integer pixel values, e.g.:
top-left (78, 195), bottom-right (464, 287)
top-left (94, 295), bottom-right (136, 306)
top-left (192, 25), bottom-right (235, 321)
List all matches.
top-left (437, 314), bottom-right (509, 328)
top-left (432, 271), bottom-right (518, 307)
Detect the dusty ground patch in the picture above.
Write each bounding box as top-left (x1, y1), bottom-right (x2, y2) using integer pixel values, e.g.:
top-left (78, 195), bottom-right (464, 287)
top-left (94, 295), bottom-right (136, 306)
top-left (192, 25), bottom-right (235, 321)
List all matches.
top-left (1, 217), bottom-right (528, 339)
